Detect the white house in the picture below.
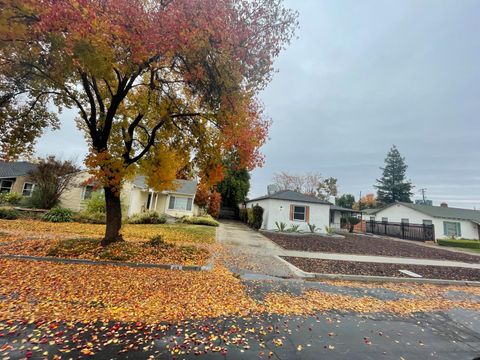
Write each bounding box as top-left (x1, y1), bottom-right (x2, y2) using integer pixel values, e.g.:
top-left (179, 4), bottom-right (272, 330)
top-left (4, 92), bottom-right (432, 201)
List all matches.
top-left (366, 202), bottom-right (480, 240)
top-left (122, 176), bottom-right (200, 218)
top-left (245, 190), bottom-right (331, 232)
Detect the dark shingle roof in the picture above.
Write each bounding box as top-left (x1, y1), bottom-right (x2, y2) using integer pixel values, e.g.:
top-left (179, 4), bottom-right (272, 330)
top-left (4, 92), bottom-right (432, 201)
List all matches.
top-left (372, 202), bottom-right (480, 223)
top-left (331, 205), bottom-right (360, 212)
top-left (246, 190), bottom-right (331, 205)
top-left (133, 176), bottom-right (197, 195)
top-left (0, 161), bottom-right (37, 178)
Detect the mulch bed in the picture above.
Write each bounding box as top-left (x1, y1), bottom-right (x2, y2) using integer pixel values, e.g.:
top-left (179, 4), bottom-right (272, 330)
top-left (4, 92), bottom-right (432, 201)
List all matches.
top-left (282, 257), bottom-right (480, 281)
top-left (264, 232), bottom-right (480, 264)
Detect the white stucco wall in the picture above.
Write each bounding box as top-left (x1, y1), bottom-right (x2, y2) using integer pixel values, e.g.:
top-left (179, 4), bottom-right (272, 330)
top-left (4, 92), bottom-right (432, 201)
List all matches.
top-left (246, 198), bottom-right (330, 232)
top-left (370, 204), bottom-right (480, 240)
top-left (59, 171), bottom-right (95, 212)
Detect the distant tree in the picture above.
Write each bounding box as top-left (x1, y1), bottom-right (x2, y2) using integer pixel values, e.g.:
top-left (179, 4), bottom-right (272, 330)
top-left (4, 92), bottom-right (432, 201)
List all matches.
top-left (272, 172), bottom-right (338, 199)
top-left (336, 194), bottom-right (355, 209)
top-left (353, 193), bottom-right (377, 210)
top-left (317, 177), bottom-right (338, 201)
top-left (28, 156), bottom-right (79, 209)
top-left (216, 158), bottom-right (250, 208)
top-left (374, 145), bottom-right (413, 205)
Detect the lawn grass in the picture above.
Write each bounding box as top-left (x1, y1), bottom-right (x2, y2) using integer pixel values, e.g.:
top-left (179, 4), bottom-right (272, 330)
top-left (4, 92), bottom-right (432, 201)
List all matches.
top-left (437, 238), bottom-right (480, 253)
top-left (0, 219), bottom-right (216, 244)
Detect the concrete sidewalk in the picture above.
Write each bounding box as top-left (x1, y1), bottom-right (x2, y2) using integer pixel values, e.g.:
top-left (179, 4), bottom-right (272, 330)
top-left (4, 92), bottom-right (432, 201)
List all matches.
top-left (216, 221), bottom-right (480, 274)
top-left (282, 249), bottom-right (480, 269)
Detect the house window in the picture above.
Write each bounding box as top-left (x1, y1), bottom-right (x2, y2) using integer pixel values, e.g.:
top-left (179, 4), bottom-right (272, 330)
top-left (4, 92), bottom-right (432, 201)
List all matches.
top-left (293, 206), bottom-right (306, 221)
top-left (370, 216), bottom-right (375, 221)
top-left (381, 217), bottom-right (388, 223)
top-left (0, 179), bottom-right (13, 193)
top-left (168, 196), bottom-right (193, 211)
top-left (82, 185), bottom-right (94, 200)
top-left (401, 218), bottom-right (409, 224)
top-left (22, 183), bottom-right (35, 197)
top-left (444, 221), bottom-right (461, 237)
top-left (423, 220), bottom-right (432, 226)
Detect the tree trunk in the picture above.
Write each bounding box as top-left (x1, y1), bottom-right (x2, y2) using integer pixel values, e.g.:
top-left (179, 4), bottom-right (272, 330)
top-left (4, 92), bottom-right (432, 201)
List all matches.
top-left (102, 186), bottom-right (123, 246)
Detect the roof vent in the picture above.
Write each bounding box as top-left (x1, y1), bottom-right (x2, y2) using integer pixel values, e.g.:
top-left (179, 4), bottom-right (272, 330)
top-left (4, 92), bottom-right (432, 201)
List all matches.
top-left (267, 184), bottom-right (280, 195)
top-left (440, 202), bottom-right (448, 208)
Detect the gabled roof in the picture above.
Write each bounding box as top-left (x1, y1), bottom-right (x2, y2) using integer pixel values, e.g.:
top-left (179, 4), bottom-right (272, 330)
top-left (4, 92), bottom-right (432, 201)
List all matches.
top-left (371, 202), bottom-right (480, 224)
top-left (132, 176), bottom-right (197, 196)
top-left (0, 161), bottom-right (37, 178)
top-left (246, 190), bottom-right (331, 205)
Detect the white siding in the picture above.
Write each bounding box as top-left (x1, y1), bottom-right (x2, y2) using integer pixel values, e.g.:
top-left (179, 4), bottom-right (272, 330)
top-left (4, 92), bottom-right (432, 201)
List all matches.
top-left (246, 198), bottom-right (330, 232)
top-left (370, 204), bottom-right (480, 240)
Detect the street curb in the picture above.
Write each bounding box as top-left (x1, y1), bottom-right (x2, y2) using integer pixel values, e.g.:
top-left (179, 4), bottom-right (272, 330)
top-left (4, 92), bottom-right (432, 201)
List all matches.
top-left (0, 254), bottom-right (214, 271)
top-left (276, 256), bottom-right (480, 286)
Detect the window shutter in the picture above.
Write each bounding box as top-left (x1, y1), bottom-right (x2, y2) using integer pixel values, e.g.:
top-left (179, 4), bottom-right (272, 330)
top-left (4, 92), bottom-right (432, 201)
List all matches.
top-left (456, 223), bottom-right (461, 237)
top-left (443, 222), bottom-right (447, 235)
top-left (305, 206), bottom-right (310, 223)
top-left (289, 205), bottom-right (294, 220)
top-left (186, 198), bottom-right (193, 211)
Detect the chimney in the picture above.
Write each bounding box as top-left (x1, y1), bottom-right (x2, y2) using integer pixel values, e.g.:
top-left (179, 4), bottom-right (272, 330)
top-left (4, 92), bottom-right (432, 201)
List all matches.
top-left (440, 202), bottom-right (448, 208)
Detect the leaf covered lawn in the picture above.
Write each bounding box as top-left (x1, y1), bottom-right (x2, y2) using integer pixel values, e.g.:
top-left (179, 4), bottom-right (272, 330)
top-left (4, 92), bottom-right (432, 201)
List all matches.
top-left (0, 219), bottom-right (216, 244)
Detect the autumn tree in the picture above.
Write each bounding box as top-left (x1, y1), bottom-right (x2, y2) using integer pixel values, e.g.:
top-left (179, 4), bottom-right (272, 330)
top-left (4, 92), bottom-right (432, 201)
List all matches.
top-left (352, 193), bottom-right (377, 210)
top-left (272, 171), bottom-right (338, 200)
top-left (27, 156), bottom-right (79, 209)
top-left (0, 0), bottom-right (298, 244)
top-left (375, 145), bottom-right (413, 205)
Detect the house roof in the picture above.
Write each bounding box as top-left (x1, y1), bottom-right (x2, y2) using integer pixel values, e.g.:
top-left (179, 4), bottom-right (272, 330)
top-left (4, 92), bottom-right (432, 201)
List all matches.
top-left (331, 205), bottom-right (360, 212)
top-left (133, 176), bottom-right (197, 195)
top-left (371, 202), bottom-right (480, 224)
top-left (246, 190), bottom-right (331, 205)
top-left (0, 161), bottom-right (37, 178)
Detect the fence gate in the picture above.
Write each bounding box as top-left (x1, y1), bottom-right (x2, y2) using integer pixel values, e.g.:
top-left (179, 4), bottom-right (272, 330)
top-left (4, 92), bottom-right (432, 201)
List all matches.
top-left (365, 221), bottom-right (434, 242)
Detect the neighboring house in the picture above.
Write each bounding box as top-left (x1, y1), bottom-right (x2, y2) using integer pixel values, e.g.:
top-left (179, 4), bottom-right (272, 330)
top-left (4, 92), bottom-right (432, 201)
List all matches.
top-left (245, 190), bottom-right (331, 232)
top-left (366, 202), bottom-right (480, 240)
top-left (123, 176), bottom-right (200, 218)
top-left (330, 205), bottom-right (360, 229)
top-left (0, 161), bottom-right (37, 197)
top-left (61, 173), bottom-right (200, 218)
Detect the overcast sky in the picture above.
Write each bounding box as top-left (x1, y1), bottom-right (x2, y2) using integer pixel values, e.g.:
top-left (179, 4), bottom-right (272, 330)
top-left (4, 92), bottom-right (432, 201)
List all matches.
top-left (36, 0), bottom-right (480, 209)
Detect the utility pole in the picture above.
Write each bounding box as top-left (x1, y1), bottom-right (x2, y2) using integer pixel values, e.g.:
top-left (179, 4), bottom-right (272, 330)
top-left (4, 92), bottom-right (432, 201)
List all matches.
top-left (419, 188), bottom-right (427, 204)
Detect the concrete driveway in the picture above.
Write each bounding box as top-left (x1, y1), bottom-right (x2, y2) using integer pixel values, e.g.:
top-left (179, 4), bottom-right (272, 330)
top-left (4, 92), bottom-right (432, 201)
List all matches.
top-left (216, 220), bottom-right (297, 278)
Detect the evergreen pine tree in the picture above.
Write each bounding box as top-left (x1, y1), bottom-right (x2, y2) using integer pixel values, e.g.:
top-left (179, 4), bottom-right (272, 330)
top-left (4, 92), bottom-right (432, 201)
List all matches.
top-left (375, 145), bottom-right (413, 204)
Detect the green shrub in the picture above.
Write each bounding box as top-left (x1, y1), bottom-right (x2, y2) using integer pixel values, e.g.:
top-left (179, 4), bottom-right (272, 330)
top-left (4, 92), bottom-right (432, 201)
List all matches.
top-left (438, 239), bottom-right (480, 250)
top-left (239, 208), bottom-right (248, 223)
top-left (275, 221), bottom-right (287, 232)
top-left (84, 192), bottom-right (106, 214)
top-left (249, 205), bottom-right (263, 230)
top-left (0, 192), bottom-right (22, 205)
top-left (181, 215), bottom-right (219, 227)
top-left (127, 210), bottom-right (166, 224)
top-left (324, 226), bottom-right (334, 235)
top-left (308, 223), bottom-right (317, 233)
top-left (0, 208), bottom-right (20, 220)
top-left (346, 216), bottom-right (361, 233)
top-left (287, 224), bottom-right (300, 233)
top-left (74, 211), bottom-right (106, 224)
top-left (42, 208), bottom-right (74, 222)
top-left (246, 208), bottom-right (254, 226)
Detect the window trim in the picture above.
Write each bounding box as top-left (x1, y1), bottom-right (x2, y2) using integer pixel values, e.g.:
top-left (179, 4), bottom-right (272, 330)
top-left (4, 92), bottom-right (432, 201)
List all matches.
top-left (381, 217), bottom-right (388, 223)
top-left (168, 195), bottom-right (193, 212)
top-left (22, 182), bottom-right (35, 197)
top-left (81, 185), bottom-right (95, 200)
top-left (443, 221), bottom-right (461, 237)
top-left (292, 205), bottom-right (306, 221)
top-left (0, 179), bottom-right (13, 193)
top-left (422, 219), bottom-right (432, 226)
top-left (401, 218), bottom-right (409, 224)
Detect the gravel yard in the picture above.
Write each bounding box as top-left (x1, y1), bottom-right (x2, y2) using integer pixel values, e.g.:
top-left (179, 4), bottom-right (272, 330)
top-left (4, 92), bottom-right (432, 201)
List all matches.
top-left (264, 232), bottom-right (480, 263)
top-left (282, 257), bottom-right (480, 281)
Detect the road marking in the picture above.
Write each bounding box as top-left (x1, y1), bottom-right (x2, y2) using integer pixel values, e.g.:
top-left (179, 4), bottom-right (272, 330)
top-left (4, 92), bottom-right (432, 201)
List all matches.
top-left (399, 269), bottom-right (423, 278)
